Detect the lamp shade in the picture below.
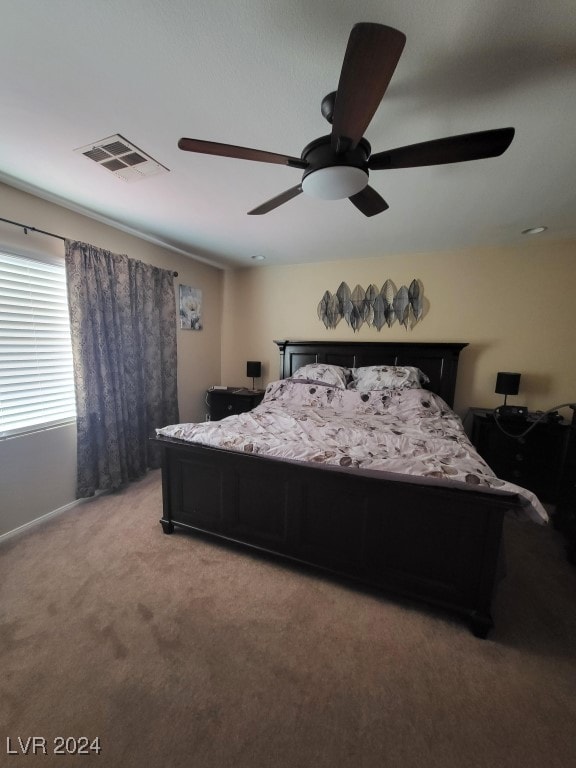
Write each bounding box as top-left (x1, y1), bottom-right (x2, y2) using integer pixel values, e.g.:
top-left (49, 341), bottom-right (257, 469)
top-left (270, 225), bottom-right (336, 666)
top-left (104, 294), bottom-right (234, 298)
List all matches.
top-left (495, 372), bottom-right (520, 396)
top-left (246, 361), bottom-right (261, 378)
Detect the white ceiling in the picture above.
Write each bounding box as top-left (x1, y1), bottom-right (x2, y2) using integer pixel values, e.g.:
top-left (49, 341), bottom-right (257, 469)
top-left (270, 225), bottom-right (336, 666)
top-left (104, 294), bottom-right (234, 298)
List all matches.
top-left (1, 0), bottom-right (575, 269)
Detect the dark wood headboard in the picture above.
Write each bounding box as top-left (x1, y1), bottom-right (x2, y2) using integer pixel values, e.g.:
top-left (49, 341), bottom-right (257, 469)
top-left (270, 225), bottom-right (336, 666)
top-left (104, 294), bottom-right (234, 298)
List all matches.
top-left (274, 340), bottom-right (468, 408)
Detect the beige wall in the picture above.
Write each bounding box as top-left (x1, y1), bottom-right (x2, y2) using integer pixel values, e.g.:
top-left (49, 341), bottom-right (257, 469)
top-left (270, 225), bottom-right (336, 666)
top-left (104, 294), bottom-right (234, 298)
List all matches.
top-left (0, 182), bottom-right (223, 537)
top-left (221, 241), bottom-right (576, 416)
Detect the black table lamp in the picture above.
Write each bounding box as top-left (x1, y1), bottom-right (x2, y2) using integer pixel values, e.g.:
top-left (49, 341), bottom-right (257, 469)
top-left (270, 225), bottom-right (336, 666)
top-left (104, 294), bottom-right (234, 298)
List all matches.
top-left (246, 361), bottom-right (261, 390)
top-left (495, 371), bottom-right (521, 408)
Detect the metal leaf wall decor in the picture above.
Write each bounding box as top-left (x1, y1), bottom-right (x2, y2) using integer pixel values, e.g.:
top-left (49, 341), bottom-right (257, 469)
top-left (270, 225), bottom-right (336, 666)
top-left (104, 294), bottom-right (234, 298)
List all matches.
top-left (317, 279), bottom-right (424, 331)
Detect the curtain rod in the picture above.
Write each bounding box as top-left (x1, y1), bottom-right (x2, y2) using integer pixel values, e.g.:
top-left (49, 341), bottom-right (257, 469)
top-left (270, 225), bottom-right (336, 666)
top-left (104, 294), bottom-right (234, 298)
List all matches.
top-left (0, 215), bottom-right (178, 277)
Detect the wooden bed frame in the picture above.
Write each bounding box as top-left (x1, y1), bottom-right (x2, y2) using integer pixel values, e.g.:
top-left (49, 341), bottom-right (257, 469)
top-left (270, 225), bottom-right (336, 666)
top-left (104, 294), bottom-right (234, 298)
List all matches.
top-left (153, 340), bottom-right (519, 638)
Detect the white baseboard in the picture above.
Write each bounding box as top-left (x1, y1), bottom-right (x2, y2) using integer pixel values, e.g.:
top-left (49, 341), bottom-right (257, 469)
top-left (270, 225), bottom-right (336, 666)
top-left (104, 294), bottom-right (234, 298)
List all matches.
top-left (0, 493), bottom-right (103, 544)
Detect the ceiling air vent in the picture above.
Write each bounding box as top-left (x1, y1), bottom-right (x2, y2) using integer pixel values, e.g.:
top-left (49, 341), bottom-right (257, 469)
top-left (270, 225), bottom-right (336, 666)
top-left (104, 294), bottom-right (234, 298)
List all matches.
top-left (74, 134), bottom-right (169, 182)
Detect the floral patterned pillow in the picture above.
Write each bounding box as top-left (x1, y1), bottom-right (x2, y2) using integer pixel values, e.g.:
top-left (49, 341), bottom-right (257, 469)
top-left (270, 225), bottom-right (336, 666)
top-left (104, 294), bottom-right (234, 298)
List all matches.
top-left (291, 363), bottom-right (351, 389)
top-left (349, 365), bottom-right (429, 391)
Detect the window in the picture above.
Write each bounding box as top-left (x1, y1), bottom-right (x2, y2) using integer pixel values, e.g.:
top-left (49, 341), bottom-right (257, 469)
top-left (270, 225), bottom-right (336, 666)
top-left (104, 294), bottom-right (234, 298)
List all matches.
top-left (0, 250), bottom-right (76, 438)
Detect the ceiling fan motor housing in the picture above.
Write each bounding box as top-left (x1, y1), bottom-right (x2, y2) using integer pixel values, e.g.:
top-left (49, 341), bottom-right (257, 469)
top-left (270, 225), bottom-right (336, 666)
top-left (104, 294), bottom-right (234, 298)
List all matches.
top-left (301, 135), bottom-right (371, 199)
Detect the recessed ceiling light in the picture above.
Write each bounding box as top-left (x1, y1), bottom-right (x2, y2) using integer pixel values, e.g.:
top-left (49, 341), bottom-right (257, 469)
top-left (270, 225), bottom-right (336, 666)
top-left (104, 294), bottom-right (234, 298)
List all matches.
top-left (251, 254), bottom-right (266, 261)
top-left (521, 226), bottom-right (547, 235)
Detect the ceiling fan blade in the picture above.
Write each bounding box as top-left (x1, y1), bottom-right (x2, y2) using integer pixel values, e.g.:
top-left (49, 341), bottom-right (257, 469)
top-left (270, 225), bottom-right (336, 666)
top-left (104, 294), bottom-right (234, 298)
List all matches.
top-left (178, 138), bottom-right (307, 169)
top-left (248, 185), bottom-right (303, 215)
top-left (349, 186), bottom-right (389, 217)
top-left (331, 23), bottom-right (406, 154)
top-left (369, 128), bottom-right (515, 170)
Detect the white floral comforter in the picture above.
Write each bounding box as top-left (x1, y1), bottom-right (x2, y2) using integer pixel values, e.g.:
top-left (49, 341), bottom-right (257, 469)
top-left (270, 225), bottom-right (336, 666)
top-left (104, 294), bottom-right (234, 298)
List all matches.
top-left (156, 379), bottom-right (548, 525)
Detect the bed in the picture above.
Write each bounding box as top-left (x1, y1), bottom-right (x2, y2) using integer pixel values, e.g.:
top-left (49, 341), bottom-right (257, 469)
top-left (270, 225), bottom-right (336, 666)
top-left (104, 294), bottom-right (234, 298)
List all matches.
top-left (152, 340), bottom-right (546, 637)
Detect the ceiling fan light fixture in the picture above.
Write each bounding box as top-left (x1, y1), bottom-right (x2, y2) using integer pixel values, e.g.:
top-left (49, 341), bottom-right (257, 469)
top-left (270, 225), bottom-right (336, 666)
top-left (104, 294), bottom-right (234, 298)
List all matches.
top-left (302, 166), bottom-right (368, 200)
top-left (177, 24), bottom-right (516, 217)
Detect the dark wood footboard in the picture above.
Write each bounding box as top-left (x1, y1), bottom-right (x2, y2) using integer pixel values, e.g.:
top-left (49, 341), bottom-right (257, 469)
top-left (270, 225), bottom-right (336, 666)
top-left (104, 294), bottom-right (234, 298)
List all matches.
top-left (153, 435), bottom-right (512, 637)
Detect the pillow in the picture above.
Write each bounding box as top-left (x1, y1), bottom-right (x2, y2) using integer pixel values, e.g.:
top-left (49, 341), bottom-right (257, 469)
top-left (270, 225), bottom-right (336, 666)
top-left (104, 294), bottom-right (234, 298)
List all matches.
top-left (349, 365), bottom-right (429, 391)
top-left (291, 363), bottom-right (350, 389)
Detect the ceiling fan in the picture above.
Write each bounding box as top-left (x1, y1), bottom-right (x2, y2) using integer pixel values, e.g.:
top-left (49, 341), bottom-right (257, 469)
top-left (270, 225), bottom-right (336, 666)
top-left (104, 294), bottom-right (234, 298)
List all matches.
top-left (178, 23), bottom-right (514, 217)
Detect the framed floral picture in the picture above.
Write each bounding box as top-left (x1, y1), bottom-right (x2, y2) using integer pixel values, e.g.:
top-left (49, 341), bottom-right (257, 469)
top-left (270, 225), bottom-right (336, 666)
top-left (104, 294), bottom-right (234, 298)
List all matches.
top-left (179, 285), bottom-right (203, 330)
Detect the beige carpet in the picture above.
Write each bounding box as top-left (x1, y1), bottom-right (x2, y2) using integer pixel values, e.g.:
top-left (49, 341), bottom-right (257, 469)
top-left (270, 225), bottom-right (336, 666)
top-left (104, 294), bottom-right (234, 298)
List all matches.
top-left (1, 470), bottom-right (575, 768)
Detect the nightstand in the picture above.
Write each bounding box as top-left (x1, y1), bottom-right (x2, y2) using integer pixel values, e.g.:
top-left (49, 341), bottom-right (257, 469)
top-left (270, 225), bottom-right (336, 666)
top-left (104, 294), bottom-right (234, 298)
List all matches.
top-left (555, 406), bottom-right (576, 565)
top-left (206, 387), bottom-right (265, 421)
top-left (468, 408), bottom-right (570, 503)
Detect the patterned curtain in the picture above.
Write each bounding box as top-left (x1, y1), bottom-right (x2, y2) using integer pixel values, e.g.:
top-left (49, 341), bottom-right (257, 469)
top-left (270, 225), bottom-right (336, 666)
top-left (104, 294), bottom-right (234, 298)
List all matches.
top-left (65, 240), bottom-right (179, 498)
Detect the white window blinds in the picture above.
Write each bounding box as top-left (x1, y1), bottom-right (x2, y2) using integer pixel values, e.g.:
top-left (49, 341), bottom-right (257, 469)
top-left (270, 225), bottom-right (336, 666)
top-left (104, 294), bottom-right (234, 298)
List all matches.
top-left (0, 251), bottom-right (76, 438)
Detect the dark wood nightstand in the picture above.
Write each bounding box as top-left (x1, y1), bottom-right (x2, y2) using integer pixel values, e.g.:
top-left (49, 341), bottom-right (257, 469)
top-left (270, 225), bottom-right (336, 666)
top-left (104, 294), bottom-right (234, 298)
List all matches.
top-left (206, 387), bottom-right (265, 421)
top-left (468, 408), bottom-right (570, 504)
top-left (555, 407), bottom-right (576, 565)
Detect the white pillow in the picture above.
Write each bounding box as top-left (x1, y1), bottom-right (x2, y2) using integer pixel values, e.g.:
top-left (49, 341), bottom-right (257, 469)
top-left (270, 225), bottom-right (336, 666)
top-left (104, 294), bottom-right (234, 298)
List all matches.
top-left (291, 363), bottom-right (350, 389)
top-left (349, 365), bottom-right (429, 391)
